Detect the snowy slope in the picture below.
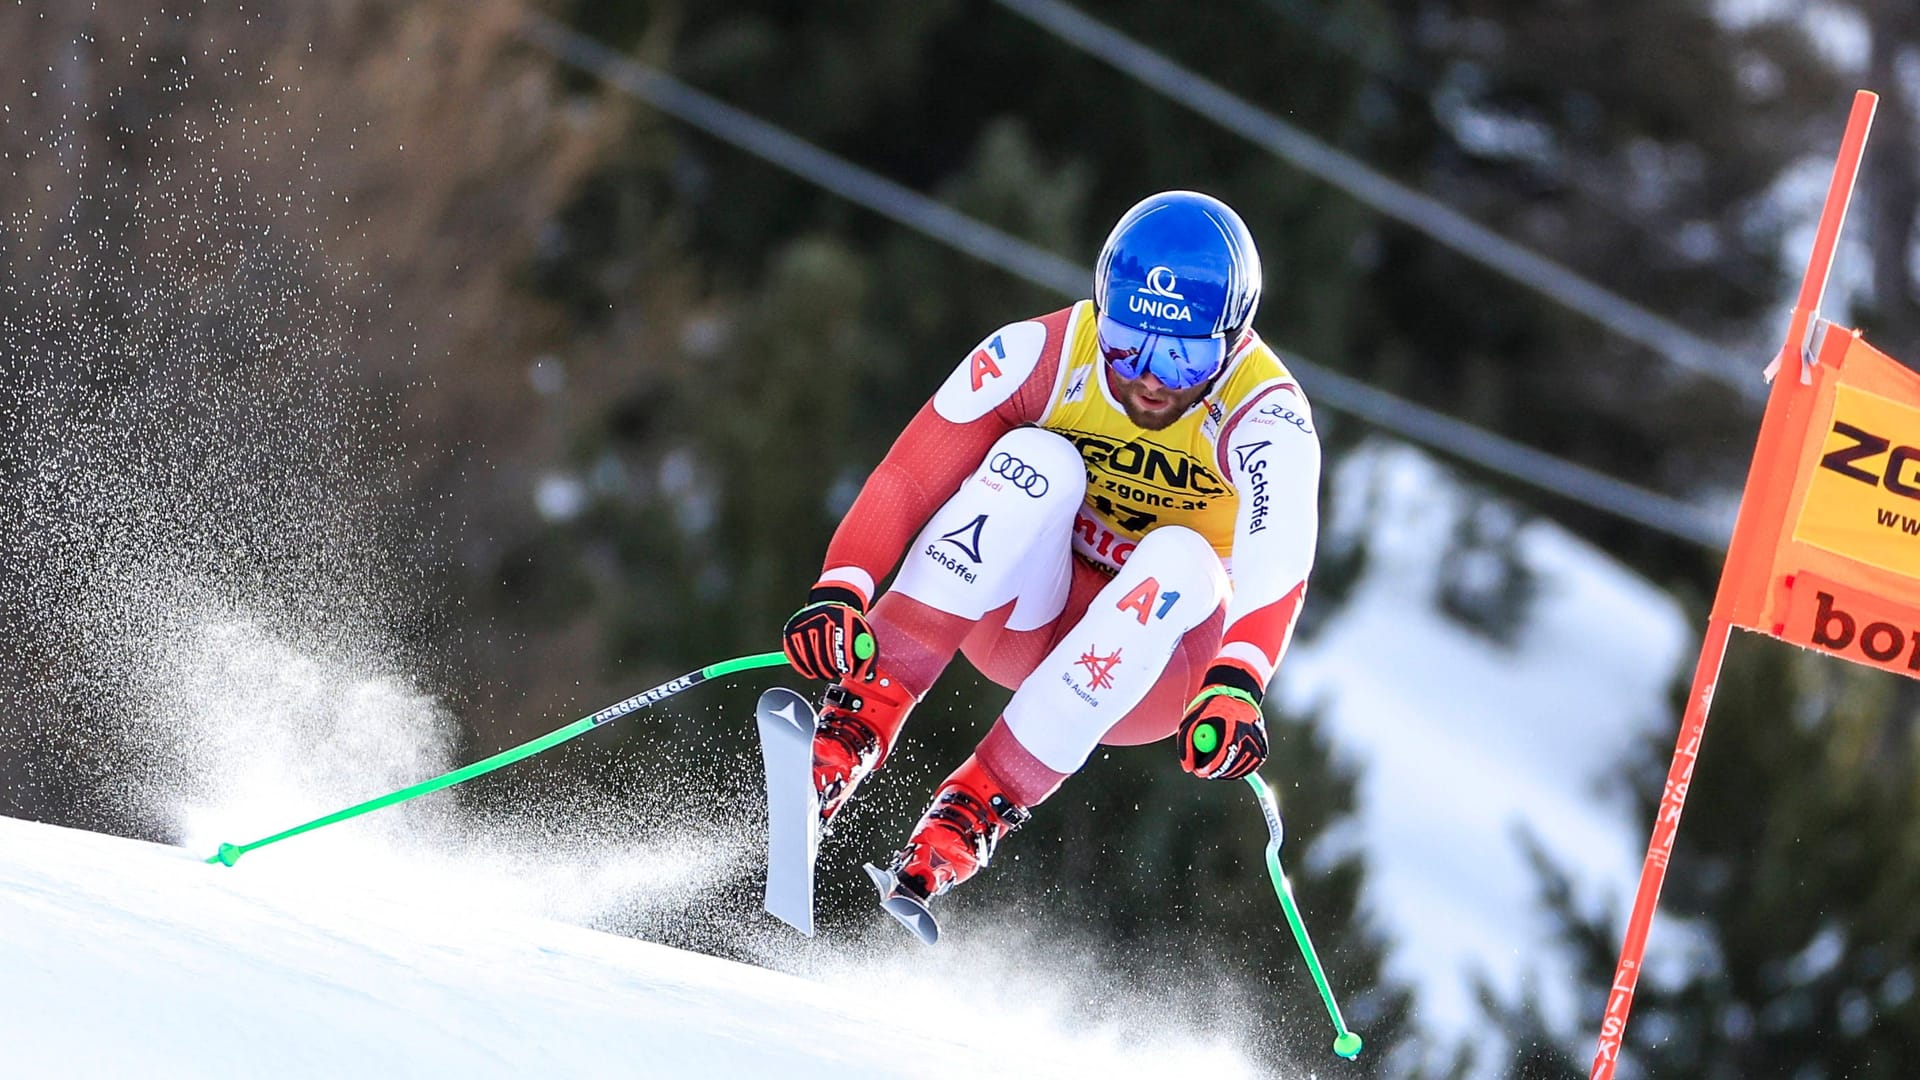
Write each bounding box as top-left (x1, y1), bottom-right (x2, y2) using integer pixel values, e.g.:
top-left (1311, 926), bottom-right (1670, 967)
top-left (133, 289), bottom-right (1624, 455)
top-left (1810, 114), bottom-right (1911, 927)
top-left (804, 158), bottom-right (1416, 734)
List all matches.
top-left (5, 440), bottom-right (1693, 1079)
top-left (0, 815), bottom-right (1272, 1080)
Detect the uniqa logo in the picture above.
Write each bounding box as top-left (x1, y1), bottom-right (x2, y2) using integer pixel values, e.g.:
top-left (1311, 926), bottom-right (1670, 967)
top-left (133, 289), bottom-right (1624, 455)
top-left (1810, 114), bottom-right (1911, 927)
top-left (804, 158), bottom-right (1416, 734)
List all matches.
top-left (1142, 266), bottom-right (1184, 299)
top-left (1127, 294), bottom-right (1194, 323)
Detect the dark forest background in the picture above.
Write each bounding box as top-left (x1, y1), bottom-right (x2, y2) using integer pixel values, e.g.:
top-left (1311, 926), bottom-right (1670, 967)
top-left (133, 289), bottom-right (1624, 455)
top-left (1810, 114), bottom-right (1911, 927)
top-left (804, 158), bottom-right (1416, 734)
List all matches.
top-left (2, 2), bottom-right (1919, 1076)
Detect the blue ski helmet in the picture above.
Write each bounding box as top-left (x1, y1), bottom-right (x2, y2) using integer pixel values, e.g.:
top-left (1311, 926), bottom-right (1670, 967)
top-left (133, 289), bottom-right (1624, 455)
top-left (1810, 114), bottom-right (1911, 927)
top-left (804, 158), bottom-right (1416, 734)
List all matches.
top-left (1093, 190), bottom-right (1262, 390)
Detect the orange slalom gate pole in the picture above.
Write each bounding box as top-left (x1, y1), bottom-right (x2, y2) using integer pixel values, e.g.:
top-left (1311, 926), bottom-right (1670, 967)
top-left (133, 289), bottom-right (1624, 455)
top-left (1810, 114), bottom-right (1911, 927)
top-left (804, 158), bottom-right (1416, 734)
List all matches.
top-left (1588, 89), bottom-right (1878, 1080)
top-left (1588, 616), bottom-right (1730, 1078)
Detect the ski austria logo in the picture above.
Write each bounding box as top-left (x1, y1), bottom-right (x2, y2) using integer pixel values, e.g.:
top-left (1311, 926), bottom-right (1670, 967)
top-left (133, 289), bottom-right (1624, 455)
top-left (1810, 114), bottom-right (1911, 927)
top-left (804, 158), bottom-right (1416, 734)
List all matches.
top-left (1062, 645), bottom-right (1122, 707)
top-left (1075, 646), bottom-right (1122, 690)
top-left (1129, 265), bottom-right (1194, 324)
top-left (987, 452), bottom-right (1050, 498)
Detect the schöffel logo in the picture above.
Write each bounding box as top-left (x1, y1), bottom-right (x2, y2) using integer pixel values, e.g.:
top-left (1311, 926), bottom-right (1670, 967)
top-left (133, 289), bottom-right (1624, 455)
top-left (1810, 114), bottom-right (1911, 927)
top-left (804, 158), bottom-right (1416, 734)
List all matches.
top-left (1809, 590), bottom-right (1920, 670)
top-left (1819, 422), bottom-right (1920, 499)
top-left (987, 452), bottom-right (1050, 498)
top-left (1233, 440), bottom-right (1272, 534)
top-left (924, 514), bottom-right (986, 584)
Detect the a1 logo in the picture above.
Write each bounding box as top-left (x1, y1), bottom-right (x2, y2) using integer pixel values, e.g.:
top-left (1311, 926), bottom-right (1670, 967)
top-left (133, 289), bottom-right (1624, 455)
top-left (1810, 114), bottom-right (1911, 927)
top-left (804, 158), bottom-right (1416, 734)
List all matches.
top-left (1116, 577), bottom-right (1180, 625)
top-left (969, 334), bottom-right (1006, 391)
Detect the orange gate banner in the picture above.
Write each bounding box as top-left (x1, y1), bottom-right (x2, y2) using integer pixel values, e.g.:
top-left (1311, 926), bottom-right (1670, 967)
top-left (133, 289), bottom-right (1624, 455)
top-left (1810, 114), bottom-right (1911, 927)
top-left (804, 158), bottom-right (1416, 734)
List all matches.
top-left (1592, 90), bottom-right (1884, 1080)
top-left (1718, 324), bottom-right (1920, 679)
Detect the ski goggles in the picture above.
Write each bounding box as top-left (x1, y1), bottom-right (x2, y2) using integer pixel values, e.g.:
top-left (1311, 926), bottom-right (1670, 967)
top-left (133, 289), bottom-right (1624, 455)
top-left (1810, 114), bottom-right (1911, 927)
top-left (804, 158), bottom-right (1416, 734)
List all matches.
top-left (1095, 311), bottom-right (1230, 390)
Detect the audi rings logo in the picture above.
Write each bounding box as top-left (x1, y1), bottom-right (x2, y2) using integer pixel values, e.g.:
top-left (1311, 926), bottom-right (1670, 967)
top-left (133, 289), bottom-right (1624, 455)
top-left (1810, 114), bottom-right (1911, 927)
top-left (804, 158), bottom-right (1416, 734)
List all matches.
top-left (988, 452), bottom-right (1050, 498)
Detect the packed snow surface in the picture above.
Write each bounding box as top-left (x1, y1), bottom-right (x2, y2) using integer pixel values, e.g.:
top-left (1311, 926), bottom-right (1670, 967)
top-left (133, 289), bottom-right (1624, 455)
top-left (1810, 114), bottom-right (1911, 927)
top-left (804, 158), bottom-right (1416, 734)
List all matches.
top-left (0, 815), bottom-right (1274, 1079)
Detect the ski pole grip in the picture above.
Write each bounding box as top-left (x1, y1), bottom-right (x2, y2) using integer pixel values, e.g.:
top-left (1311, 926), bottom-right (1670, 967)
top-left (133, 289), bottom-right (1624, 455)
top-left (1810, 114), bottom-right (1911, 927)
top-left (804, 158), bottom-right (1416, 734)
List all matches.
top-left (1191, 721), bottom-right (1220, 755)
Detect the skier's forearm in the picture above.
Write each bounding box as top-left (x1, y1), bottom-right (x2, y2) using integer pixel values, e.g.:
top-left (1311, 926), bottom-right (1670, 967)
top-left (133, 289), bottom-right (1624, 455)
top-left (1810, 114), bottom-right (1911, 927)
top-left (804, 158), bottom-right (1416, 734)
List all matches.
top-left (1216, 579), bottom-right (1308, 691)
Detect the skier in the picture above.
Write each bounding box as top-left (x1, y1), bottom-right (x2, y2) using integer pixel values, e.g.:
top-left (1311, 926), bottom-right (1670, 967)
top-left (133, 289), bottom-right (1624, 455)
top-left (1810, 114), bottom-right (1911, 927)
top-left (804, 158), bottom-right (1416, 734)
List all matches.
top-left (780, 189), bottom-right (1321, 932)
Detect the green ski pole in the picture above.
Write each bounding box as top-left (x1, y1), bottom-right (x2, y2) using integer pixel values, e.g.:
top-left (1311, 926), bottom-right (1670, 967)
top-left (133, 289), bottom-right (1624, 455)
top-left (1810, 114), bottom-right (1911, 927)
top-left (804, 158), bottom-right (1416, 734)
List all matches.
top-left (206, 651), bottom-right (789, 867)
top-left (1244, 771), bottom-right (1364, 1060)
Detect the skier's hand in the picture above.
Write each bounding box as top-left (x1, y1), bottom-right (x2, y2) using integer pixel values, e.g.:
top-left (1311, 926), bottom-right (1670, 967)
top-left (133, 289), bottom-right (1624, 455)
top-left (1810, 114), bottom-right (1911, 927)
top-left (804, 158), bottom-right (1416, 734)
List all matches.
top-left (1179, 681), bottom-right (1267, 781)
top-left (782, 586), bottom-right (878, 683)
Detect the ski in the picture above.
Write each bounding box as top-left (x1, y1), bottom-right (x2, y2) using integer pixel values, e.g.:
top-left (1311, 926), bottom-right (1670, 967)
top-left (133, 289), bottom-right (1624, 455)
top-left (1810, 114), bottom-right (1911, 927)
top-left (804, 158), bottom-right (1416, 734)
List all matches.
top-left (863, 861), bottom-right (939, 945)
top-left (756, 687), bottom-right (820, 936)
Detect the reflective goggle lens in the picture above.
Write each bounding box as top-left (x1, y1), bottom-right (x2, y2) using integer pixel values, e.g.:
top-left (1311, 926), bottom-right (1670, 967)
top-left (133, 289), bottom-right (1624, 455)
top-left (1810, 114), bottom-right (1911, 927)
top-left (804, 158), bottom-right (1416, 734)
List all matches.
top-left (1095, 312), bottom-right (1228, 390)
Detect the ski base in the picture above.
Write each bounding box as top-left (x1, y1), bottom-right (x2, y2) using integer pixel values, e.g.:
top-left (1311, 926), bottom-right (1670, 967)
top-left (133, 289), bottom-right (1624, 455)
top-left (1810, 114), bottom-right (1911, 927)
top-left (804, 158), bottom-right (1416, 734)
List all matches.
top-left (863, 861), bottom-right (939, 945)
top-left (757, 687), bottom-right (820, 936)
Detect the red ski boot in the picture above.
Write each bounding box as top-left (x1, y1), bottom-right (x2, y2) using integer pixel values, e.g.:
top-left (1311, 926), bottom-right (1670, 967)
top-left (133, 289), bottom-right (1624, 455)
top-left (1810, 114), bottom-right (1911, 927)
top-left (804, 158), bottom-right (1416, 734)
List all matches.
top-left (886, 755), bottom-right (1030, 903)
top-left (813, 669), bottom-right (916, 828)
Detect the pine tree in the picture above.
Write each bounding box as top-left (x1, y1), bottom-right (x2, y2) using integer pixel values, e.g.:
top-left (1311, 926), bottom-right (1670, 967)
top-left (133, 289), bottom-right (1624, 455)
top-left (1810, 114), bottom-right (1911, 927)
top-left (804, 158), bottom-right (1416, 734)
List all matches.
top-left (1487, 632), bottom-right (1920, 1078)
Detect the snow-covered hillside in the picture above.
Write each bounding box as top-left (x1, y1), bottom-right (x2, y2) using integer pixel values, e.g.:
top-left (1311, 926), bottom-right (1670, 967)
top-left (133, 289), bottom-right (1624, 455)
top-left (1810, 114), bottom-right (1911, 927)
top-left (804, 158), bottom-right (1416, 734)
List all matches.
top-left (0, 815), bottom-right (1272, 1079)
top-left (1282, 443), bottom-right (1694, 1047)
top-left (1, 438), bottom-right (1696, 1080)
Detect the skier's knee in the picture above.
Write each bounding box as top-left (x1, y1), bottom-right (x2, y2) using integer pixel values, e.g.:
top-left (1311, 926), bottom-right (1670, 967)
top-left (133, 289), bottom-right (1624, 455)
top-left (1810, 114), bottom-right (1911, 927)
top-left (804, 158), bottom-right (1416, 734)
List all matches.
top-left (1123, 526), bottom-right (1229, 612)
top-left (974, 427), bottom-right (1086, 507)
top-left (889, 429), bottom-right (1080, 621)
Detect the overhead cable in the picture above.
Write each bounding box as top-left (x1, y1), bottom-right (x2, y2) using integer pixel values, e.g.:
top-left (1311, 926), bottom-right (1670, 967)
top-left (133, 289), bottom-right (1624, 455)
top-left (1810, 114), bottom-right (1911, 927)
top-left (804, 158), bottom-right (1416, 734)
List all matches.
top-left (519, 15), bottom-right (1731, 551)
top-left (993, 0), bottom-right (1761, 401)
